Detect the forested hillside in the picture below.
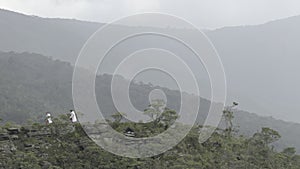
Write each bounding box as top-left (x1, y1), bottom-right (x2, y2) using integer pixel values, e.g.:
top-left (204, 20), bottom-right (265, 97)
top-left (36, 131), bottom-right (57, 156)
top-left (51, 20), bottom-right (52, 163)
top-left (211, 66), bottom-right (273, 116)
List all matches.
top-left (0, 51), bottom-right (74, 122)
top-left (0, 112), bottom-right (299, 169)
top-left (0, 51), bottom-right (300, 153)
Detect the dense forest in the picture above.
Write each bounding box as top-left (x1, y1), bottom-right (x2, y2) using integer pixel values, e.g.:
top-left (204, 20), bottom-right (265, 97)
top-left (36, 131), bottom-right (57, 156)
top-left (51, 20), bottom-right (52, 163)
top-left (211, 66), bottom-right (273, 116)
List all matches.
top-left (0, 106), bottom-right (300, 169)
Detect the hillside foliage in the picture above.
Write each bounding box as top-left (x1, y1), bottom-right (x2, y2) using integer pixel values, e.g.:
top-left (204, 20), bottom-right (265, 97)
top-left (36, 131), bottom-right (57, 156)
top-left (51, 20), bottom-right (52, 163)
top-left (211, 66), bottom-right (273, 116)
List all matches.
top-left (0, 108), bottom-right (300, 169)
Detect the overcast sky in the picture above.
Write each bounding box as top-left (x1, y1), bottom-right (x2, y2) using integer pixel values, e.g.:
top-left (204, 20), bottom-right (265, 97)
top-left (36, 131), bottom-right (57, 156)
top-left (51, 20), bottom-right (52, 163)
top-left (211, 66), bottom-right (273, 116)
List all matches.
top-left (1, 0), bottom-right (300, 29)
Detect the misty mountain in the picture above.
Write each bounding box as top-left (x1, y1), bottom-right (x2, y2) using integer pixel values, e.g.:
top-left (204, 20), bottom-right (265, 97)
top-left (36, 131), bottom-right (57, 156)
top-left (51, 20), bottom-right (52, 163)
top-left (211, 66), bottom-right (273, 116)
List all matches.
top-left (0, 9), bottom-right (299, 122)
top-left (0, 9), bottom-right (102, 62)
top-left (0, 51), bottom-right (300, 152)
top-left (206, 17), bottom-right (300, 122)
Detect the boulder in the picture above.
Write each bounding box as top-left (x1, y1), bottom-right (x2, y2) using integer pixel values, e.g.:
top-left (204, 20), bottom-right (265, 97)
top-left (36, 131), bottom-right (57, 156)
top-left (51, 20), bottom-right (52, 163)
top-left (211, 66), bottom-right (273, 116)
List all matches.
top-left (6, 128), bottom-right (19, 135)
top-left (11, 135), bottom-right (19, 140)
top-left (0, 133), bottom-right (9, 141)
top-left (24, 143), bottom-right (34, 148)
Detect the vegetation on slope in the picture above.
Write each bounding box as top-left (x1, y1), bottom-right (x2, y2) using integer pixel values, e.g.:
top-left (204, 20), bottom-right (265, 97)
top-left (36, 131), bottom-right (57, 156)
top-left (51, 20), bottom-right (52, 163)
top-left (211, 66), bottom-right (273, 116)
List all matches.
top-left (1, 51), bottom-right (300, 153)
top-left (0, 105), bottom-right (299, 169)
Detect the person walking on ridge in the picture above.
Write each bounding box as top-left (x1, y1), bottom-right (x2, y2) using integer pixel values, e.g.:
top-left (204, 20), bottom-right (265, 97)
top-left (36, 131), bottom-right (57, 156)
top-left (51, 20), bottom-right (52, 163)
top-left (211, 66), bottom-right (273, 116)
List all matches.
top-left (69, 110), bottom-right (77, 123)
top-left (45, 112), bottom-right (53, 125)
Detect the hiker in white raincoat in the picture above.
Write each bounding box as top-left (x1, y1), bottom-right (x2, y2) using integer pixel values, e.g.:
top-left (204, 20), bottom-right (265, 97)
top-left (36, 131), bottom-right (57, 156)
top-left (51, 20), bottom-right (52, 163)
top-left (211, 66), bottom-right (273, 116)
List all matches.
top-left (45, 112), bottom-right (53, 125)
top-left (69, 110), bottom-right (77, 123)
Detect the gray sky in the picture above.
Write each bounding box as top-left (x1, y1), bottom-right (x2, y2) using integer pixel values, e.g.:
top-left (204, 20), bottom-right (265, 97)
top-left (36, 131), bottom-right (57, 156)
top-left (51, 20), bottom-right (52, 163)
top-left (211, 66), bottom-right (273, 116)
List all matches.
top-left (1, 0), bottom-right (300, 29)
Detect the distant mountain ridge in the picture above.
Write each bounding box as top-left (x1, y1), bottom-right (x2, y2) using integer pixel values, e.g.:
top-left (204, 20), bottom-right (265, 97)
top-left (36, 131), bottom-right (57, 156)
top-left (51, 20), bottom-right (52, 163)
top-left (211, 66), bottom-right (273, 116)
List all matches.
top-left (0, 8), bottom-right (102, 62)
top-left (0, 9), bottom-right (299, 122)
